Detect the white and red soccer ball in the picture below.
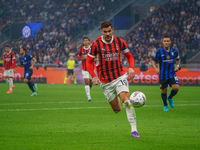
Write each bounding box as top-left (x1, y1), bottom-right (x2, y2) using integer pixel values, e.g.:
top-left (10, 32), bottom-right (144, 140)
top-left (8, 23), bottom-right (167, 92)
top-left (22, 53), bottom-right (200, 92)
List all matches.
top-left (130, 91), bottom-right (146, 108)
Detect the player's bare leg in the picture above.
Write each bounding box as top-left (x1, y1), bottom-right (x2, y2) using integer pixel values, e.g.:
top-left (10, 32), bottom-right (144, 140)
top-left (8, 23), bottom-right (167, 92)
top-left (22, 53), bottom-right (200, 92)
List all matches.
top-left (72, 73), bottom-right (77, 84)
top-left (109, 96), bottom-right (121, 113)
top-left (167, 84), bottom-right (179, 108)
top-left (161, 88), bottom-right (169, 111)
top-left (84, 78), bottom-right (91, 101)
top-left (64, 71), bottom-right (68, 84)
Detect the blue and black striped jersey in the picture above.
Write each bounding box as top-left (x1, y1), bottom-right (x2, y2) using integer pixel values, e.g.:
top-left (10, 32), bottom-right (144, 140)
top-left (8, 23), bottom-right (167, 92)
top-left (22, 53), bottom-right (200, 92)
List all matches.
top-left (153, 47), bottom-right (179, 80)
top-left (20, 54), bottom-right (33, 73)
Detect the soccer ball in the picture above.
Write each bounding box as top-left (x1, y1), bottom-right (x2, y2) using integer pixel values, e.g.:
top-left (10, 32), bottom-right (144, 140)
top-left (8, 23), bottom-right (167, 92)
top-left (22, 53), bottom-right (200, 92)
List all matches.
top-left (130, 91), bottom-right (146, 108)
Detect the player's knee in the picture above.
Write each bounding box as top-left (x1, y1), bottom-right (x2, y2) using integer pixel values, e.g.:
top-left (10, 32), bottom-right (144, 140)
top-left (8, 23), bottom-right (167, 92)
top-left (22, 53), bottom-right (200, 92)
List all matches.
top-left (113, 107), bottom-right (121, 113)
top-left (114, 110), bottom-right (121, 114)
top-left (84, 80), bottom-right (89, 85)
top-left (113, 109), bottom-right (121, 113)
top-left (24, 79), bottom-right (28, 83)
top-left (173, 87), bottom-right (179, 91)
top-left (162, 88), bottom-right (167, 94)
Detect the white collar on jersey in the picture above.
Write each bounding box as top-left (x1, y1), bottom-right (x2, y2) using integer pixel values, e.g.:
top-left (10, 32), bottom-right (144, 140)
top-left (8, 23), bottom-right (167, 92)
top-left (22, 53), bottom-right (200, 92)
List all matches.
top-left (84, 45), bottom-right (90, 50)
top-left (101, 35), bottom-right (114, 44)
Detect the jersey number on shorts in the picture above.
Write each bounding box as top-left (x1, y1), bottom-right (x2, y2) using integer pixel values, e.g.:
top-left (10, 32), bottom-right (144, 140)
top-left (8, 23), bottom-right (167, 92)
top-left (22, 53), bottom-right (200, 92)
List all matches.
top-left (120, 79), bottom-right (128, 86)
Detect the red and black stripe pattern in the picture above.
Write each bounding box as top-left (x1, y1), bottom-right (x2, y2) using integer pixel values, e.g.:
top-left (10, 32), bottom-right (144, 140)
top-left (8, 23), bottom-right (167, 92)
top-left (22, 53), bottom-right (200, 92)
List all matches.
top-left (3, 52), bottom-right (15, 70)
top-left (88, 35), bottom-right (129, 83)
top-left (78, 46), bottom-right (90, 71)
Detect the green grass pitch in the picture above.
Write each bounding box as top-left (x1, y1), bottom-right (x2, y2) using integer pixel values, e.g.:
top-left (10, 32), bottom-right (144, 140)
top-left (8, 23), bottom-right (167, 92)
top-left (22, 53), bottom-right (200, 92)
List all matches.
top-left (0, 83), bottom-right (200, 150)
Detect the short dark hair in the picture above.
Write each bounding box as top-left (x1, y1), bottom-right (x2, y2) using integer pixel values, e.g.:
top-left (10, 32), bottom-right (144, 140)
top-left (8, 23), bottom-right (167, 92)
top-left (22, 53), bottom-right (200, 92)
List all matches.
top-left (5, 45), bottom-right (11, 48)
top-left (163, 35), bottom-right (171, 40)
top-left (101, 21), bottom-right (113, 29)
top-left (83, 37), bottom-right (90, 41)
top-left (22, 47), bottom-right (27, 52)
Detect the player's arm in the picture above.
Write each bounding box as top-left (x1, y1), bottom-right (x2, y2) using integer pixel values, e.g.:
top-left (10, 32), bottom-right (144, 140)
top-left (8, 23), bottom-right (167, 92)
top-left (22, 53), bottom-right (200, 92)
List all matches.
top-left (29, 57), bottom-right (36, 70)
top-left (174, 55), bottom-right (181, 72)
top-left (124, 51), bottom-right (135, 80)
top-left (86, 56), bottom-right (99, 85)
top-left (78, 48), bottom-right (84, 61)
top-left (18, 58), bottom-right (23, 67)
top-left (66, 60), bottom-right (68, 70)
top-left (11, 55), bottom-right (16, 73)
top-left (120, 39), bottom-right (135, 79)
top-left (152, 61), bottom-right (160, 74)
top-left (3, 59), bottom-right (5, 72)
top-left (86, 43), bottom-right (100, 85)
top-left (152, 50), bottom-right (160, 74)
top-left (18, 64), bottom-right (23, 67)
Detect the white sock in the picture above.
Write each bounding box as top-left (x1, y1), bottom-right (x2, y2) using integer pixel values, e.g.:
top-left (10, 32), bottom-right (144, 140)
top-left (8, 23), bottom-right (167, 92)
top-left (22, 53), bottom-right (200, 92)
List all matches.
top-left (9, 78), bottom-right (13, 91)
top-left (123, 100), bottom-right (137, 132)
top-left (3, 78), bottom-right (10, 84)
top-left (85, 85), bottom-right (91, 99)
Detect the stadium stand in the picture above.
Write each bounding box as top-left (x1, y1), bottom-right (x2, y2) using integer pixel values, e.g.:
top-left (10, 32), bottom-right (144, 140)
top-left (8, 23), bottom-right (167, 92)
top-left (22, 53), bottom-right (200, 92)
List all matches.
top-left (0, 0), bottom-right (130, 65)
top-left (0, 0), bottom-right (200, 66)
top-left (123, 0), bottom-right (200, 66)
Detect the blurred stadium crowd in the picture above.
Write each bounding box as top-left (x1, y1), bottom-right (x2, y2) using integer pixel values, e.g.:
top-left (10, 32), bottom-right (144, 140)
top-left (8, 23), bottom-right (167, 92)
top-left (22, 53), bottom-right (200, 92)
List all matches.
top-left (0, 0), bottom-right (200, 67)
top-left (123, 0), bottom-right (200, 67)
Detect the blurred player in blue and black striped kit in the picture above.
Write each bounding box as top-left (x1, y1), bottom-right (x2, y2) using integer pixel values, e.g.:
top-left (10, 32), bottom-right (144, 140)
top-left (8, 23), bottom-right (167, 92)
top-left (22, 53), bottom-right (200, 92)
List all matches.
top-left (152, 35), bottom-right (181, 111)
top-left (18, 47), bottom-right (38, 96)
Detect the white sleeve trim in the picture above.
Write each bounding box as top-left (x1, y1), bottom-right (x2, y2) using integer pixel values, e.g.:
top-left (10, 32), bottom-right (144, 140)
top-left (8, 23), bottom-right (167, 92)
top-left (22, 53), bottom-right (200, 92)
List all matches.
top-left (88, 54), bottom-right (95, 58)
top-left (122, 48), bottom-right (129, 54)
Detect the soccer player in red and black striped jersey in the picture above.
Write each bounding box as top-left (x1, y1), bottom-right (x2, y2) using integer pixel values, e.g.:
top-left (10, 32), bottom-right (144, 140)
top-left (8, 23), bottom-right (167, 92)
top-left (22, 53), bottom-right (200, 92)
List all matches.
top-left (78, 37), bottom-right (94, 101)
top-left (86, 21), bottom-right (140, 138)
top-left (3, 45), bottom-right (15, 93)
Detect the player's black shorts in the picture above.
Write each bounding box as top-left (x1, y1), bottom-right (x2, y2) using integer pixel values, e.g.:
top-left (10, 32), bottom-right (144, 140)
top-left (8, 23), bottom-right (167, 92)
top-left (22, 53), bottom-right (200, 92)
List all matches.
top-left (159, 76), bottom-right (179, 89)
top-left (24, 70), bottom-right (33, 80)
top-left (67, 69), bottom-right (74, 75)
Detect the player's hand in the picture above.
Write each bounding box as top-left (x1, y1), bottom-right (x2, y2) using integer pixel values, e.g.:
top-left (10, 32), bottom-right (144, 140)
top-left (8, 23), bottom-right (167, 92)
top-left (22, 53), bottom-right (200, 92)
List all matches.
top-left (2, 68), bottom-right (5, 72)
top-left (13, 69), bottom-right (16, 73)
top-left (155, 68), bottom-right (160, 74)
top-left (128, 68), bottom-right (135, 80)
top-left (29, 66), bottom-right (33, 70)
top-left (174, 66), bottom-right (179, 72)
top-left (92, 77), bottom-right (100, 85)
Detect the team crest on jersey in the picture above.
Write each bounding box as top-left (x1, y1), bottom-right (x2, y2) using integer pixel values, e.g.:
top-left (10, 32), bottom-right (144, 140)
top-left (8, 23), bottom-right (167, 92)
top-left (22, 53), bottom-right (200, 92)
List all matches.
top-left (116, 45), bottom-right (119, 50)
top-left (167, 55), bottom-right (170, 59)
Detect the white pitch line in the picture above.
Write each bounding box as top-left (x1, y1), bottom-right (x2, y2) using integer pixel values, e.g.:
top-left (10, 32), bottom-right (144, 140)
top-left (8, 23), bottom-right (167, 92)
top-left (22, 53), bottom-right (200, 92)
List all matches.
top-left (0, 101), bottom-right (105, 106)
top-left (0, 104), bottom-right (199, 112)
top-left (0, 106), bottom-right (110, 112)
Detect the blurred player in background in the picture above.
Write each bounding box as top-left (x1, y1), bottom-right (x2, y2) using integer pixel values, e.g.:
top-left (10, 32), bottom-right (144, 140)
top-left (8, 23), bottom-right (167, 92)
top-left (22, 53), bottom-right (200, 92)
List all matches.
top-left (64, 55), bottom-right (77, 84)
top-left (3, 45), bottom-right (15, 93)
top-left (86, 21), bottom-right (140, 138)
top-left (18, 47), bottom-right (38, 96)
top-left (78, 37), bottom-right (94, 101)
top-left (153, 35), bottom-right (180, 111)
